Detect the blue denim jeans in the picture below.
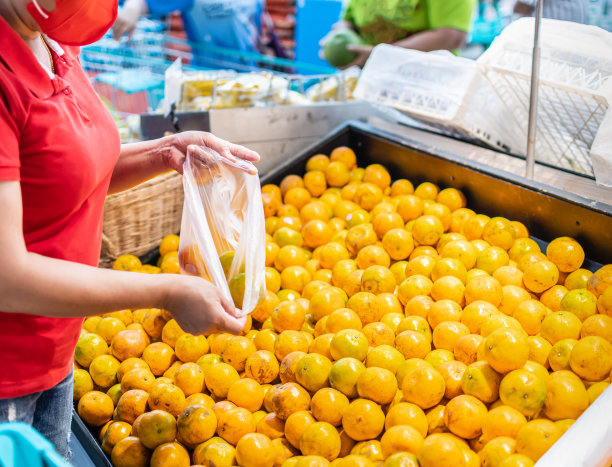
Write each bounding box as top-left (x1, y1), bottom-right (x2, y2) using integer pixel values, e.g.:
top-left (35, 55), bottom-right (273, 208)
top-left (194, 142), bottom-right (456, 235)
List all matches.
top-left (0, 369), bottom-right (73, 460)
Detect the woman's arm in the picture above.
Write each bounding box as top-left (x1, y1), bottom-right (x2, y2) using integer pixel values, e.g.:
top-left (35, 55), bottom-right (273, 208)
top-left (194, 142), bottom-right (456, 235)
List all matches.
top-left (0, 180), bottom-right (245, 334)
top-left (109, 131), bottom-right (260, 194)
top-left (392, 27), bottom-right (468, 52)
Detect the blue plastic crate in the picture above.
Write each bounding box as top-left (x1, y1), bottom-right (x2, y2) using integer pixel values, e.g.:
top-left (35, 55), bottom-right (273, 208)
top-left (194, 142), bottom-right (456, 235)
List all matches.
top-left (0, 422), bottom-right (70, 467)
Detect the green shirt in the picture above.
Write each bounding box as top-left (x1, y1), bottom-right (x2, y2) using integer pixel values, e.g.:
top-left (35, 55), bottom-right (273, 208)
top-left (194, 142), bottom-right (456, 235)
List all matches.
top-left (343, 0), bottom-right (476, 45)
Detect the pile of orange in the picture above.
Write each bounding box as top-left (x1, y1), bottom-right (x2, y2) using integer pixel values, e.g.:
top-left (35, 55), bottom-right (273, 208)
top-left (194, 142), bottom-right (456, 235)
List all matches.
top-left (74, 146), bottom-right (612, 467)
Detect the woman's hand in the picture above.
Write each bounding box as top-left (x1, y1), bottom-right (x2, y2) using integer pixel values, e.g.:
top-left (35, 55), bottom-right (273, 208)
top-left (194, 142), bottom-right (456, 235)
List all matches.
top-left (163, 274), bottom-right (247, 335)
top-left (163, 131), bottom-right (260, 175)
top-left (341, 44), bottom-right (374, 69)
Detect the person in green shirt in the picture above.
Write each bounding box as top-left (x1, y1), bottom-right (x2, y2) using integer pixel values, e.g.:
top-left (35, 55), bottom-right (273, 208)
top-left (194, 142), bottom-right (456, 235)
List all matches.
top-left (321, 0), bottom-right (476, 68)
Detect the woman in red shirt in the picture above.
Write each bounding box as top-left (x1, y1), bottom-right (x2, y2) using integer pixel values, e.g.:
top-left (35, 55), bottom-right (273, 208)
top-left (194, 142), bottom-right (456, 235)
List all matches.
top-left (0, 0), bottom-right (258, 458)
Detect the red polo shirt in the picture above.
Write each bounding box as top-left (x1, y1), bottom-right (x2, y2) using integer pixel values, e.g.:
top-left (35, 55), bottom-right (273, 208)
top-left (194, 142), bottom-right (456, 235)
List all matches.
top-left (0, 18), bottom-right (121, 397)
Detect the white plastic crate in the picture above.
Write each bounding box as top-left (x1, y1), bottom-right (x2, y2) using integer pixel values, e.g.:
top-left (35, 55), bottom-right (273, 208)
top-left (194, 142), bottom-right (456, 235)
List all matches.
top-left (478, 18), bottom-right (612, 177)
top-left (353, 44), bottom-right (524, 154)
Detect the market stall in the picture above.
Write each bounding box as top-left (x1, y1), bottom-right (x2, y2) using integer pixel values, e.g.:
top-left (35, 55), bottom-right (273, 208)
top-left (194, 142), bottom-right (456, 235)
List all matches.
top-left (3, 4), bottom-right (612, 467)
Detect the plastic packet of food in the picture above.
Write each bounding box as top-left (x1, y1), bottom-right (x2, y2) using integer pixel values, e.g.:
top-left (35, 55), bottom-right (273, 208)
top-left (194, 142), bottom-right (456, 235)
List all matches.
top-left (178, 148), bottom-right (266, 316)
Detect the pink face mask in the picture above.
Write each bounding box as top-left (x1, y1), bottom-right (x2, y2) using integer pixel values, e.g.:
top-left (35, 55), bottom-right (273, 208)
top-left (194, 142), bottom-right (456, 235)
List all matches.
top-left (27, 0), bottom-right (118, 46)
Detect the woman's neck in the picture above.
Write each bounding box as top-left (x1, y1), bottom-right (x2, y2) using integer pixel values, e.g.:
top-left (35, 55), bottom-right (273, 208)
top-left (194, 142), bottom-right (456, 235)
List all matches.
top-left (0, 0), bottom-right (40, 40)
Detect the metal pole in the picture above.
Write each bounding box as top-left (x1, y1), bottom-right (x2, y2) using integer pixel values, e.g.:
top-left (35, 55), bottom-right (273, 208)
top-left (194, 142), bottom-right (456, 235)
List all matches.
top-left (525, 0), bottom-right (544, 178)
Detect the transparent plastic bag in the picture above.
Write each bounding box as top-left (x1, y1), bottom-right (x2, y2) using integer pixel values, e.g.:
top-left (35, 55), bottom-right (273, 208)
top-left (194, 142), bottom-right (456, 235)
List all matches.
top-left (178, 148), bottom-right (266, 316)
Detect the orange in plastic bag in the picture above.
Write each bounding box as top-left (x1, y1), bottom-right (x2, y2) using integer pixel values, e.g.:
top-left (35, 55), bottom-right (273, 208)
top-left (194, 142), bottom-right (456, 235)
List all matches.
top-left (179, 149), bottom-right (266, 316)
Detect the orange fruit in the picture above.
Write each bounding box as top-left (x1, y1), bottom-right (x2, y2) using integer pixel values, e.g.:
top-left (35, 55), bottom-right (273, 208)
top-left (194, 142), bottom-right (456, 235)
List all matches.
top-left (565, 267), bottom-right (593, 290)
top-left (515, 419), bottom-right (561, 462)
top-left (74, 333), bottom-right (109, 369)
top-left (390, 178), bottom-right (415, 196)
top-left (113, 254), bottom-right (142, 271)
top-left (193, 440), bottom-right (236, 466)
top-left (461, 361), bottom-right (502, 404)
top-left (597, 286), bottom-right (612, 317)
top-left (280, 175), bottom-right (304, 196)
top-left (330, 329), bottom-right (369, 361)
top-left (306, 154), bottom-right (331, 172)
top-left (431, 258), bottom-right (468, 284)
top-left (546, 237), bottom-right (585, 273)
top-left (271, 382), bottom-right (311, 420)
top-left (328, 357), bottom-right (366, 398)
top-left (522, 259), bottom-right (559, 294)
top-left (493, 266), bottom-right (524, 287)
top-left (325, 308), bottom-right (362, 334)
top-left (300, 421), bottom-right (341, 461)
top-left (437, 188), bottom-right (466, 211)
top-left (304, 170), bottom-right (328, 197)
top-left (284, 410), bottom-right (316, 449)
top-left (372, 212), bottom-right (403, 239)
top-left (137, 410), bottom-right (178, 450)
top-left (330, 146), bottom-right (357, 169)
top-left (344, 292), bottom-right (377, 326)
top-left (110, 330), bottom-right (146, 362)
top-left (318, 243), bottom-right (350, 270)
top-left (385, 402), bottom-right (428, 437)
top-left (396, 194), bottom-right (424, 223)
top-left (540, 311), bottom-right (582, 344)
top-left (325, 161), bottom-right (351, 187)
top-left (443, 394), bottom-right (487, 439)
top-left (424, 349), bottom-right (455, 370)
top-left (245, 349), bottom-right (280, 384)
top-left (78, 391), bottom-right (114, 427)
top-left (543, 370), bottom-right (588, 421)
top-left (221, 336), bottom-right (257, 372)
top-left (235, 433), bottom-right (275, 467)
top-left (204, 362), bottom-right (240, 399)
top-left (100, 421), bottom-right (132, 456)
top-left (498, 369), bottom-right (546, 418)
top-left (481, 327), bottom-right (529, 374)
top-left (360, 265), bottom-right (396, 295)
top-left (147, 382), bottom-right (185, 417)
top-left (465, 275), bottom-right (503, 307)
top-left (275, 331), bottom-right (310, 363)
top-left (460, 300), bottom-right (499, 334)
top-left (430, 276), bottom-right (465, 304)
top-left (482, 217), bottom-right (516, 250)
top-left (355, 367), bottom-right (397, 405)
top-left (362, 163), bottom-right (390, 190)
top-left (560, 288), bottom-right (597, 321)
top-left (342, 398), bottom-right (385, 441)
top-left (424, 202), bottom-right (452, 231)
top-left (345, 208), bottom-right (371, 229)
top-left (569, 335), bottom-right (612, 381)
top-left (271, 300), bottom-right (306, 333)
top-left (450, 208), bottom-right (476, 233)
top-left (401, 366), bottom-right (445, 409)
top-left (310, 287), bottom-right (348, 321)
top-left (548, 338), bottom-right (578, 372)
top-left (403, 295), bottom-right (434, 319)
top-left (397, 275), bottom-right (433, 305)
top-left (581, 314), bottom-right (612, 343)
top-left (427, 300), bottom-right (462, 329)
top-left (141, 342), bottom-right (176, 376)
top-left (110, 437), bottom-right (151, 467)
top-left (356, 244), bottom-right (391, 269)
top-left (462, 214), bottom-right (491, 240)
top-left (295, 353), bottom-right (333, 392)
top-left (454, 334), bottom-right (484, 365)
top-left (364, 344), bottom-right (403, 374)
top-left (476, 246), bottom-right (510, 275)
top-left (480, 314), bottom-right (523, 337)
top-left (227, 378), bottom-right (265, 412)
top-left (414, 182), bottom-right (439, 200)
top-left (174, 333), bottom-right (208, 363)
top-left (394, 330), bottom-right (431, 360)
top-left (424, 404), bottom-right (448, 435)
top-left (411, 215), bottom-right (444, 246)
top-left (256, 412), bottom-right (285, 440)
top-left (417, 433), bottom-right (467, 467)
top-left (482, 405), bottom-right (527, 440)
top-left (382, 228), bottom-right (414, 261)
top-left (89, 354), bottom-right (120, 389)
top-left (150, 441), bottom-right (190, 467)
top-left (512, 300), bottom-right (549, 336)
top-left (310, 388), bottom-right (349, 427)
top-left (478, 437), bottom-right (516, 466)
top-left (73, 369), bottom-right (94, 402)
top-left (217, 407), bottom-right (256, 446)
top-left (173, 362), bottom-right (205, 396)
top-left (119, 367), bottom-right (155, 393)
top-left (438, 360), bottom-right (467, 399)
top-left (405, 254), bottom-right (437, 277)
top-left (380, 425), bottom-right (424, 458)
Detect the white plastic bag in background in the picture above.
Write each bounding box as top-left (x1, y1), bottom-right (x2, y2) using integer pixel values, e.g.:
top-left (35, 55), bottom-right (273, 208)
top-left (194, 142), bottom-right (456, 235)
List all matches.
top-left (178, 148), bottom-right (266, 316)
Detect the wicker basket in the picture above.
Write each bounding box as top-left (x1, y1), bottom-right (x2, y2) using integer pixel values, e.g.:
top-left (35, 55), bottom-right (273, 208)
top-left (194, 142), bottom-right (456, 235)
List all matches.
top-left (99, 171), bottom-right (184, 268)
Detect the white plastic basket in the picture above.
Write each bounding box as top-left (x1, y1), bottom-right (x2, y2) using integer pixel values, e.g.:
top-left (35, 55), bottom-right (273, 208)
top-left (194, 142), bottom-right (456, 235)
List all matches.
top-left (353, 44), bottom-right (524, 154)
top-left (478, 18), bottom-right (612, 176)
